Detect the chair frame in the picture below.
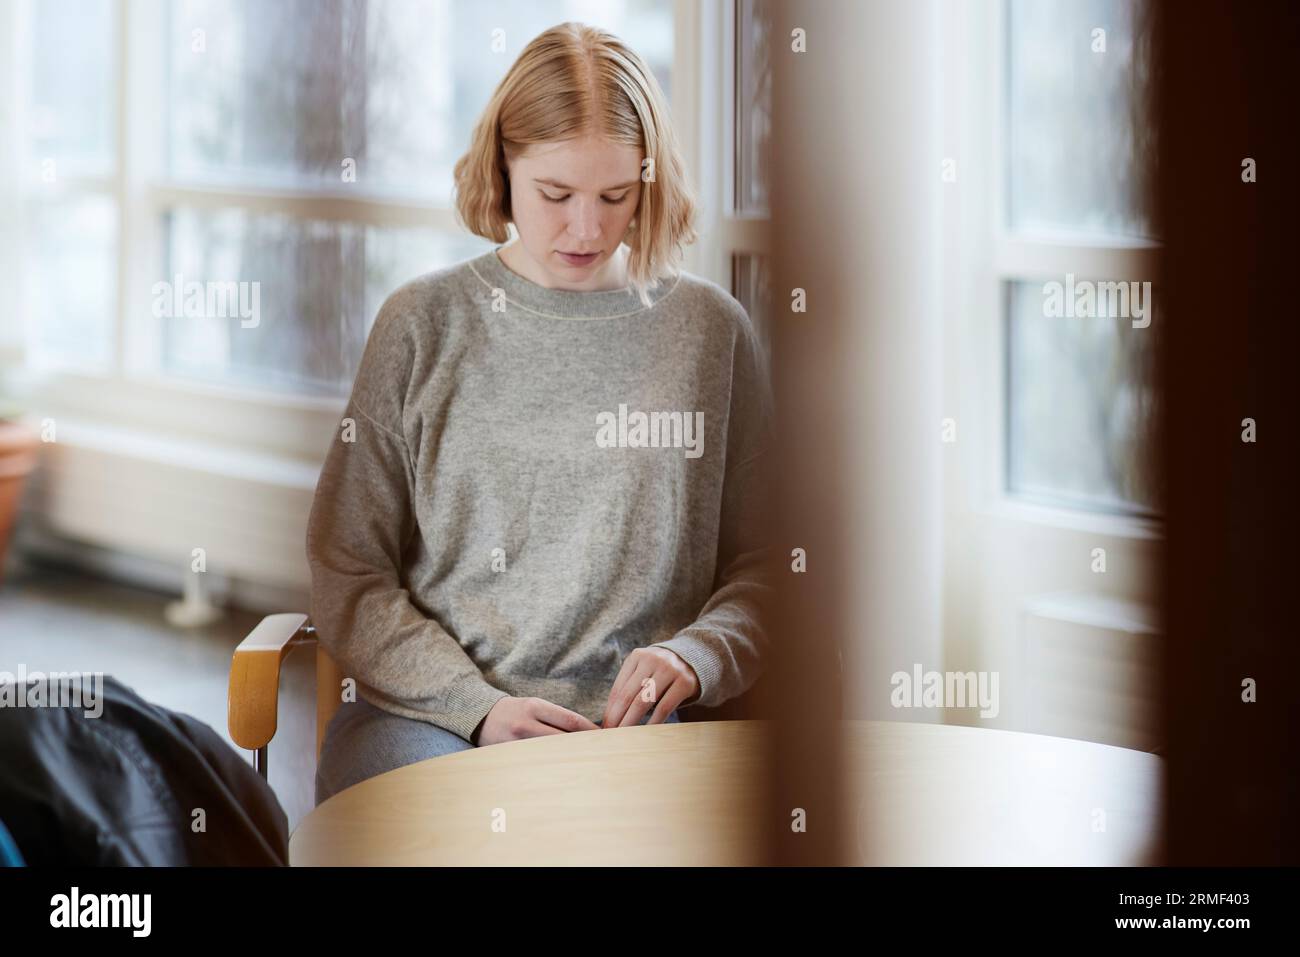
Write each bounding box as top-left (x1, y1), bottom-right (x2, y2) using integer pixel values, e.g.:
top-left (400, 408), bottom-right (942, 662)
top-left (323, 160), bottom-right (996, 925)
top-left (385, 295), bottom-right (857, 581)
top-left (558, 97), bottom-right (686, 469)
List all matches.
top-left (228, 614), bottom-right (343, 779)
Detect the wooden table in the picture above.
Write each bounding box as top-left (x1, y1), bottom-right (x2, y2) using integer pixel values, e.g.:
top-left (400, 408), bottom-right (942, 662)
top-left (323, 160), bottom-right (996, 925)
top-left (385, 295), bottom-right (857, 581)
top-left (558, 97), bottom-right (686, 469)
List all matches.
top-left (289, 720), bottom-right (1162, 866)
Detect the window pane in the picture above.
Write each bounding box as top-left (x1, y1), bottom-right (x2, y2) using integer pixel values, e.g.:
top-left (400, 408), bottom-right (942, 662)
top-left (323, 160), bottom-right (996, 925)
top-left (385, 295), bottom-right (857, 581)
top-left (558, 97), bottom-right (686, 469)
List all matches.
top-left (1006, 280), bottom-right (1160, 515)
top-left (24, 0), bottom-right (116, 181)
top-left (736, 0), bottom-right (772, 215)
top-left (158, 207), bottom-right (490, 395)
top-left (26, 196), bottom-right (117, 370)
top-left (1007, 0), bottom-right (1156, 239)
top-left (731, 253), bottom-right (771, 363)
top-left (167, 0), bottom-right (674, 201)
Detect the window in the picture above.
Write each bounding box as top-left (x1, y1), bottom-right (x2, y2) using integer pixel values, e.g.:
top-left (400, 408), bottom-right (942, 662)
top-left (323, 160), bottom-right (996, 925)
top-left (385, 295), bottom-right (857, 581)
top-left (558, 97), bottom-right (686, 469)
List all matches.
top-left (730, 0), bottom-right (773, 362)
top-left (1001, 0), bottom-right (1160, 516)
top-left (734, 0), bottom-right (770, 217)
top-left (732, 253), bottom-right (771, 362)
top-left (18, 0), bottom-right (118, 373)
top-left (1006, 279), bottom-right (1159, 513)
top-left (14, 0), bottom-right (675, 399)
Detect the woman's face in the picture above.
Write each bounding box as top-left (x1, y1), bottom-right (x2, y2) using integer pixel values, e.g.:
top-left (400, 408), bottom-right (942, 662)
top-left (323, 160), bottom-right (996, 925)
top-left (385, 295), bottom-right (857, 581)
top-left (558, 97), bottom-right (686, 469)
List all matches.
top-left (503, 134), bottom-right (644, 290)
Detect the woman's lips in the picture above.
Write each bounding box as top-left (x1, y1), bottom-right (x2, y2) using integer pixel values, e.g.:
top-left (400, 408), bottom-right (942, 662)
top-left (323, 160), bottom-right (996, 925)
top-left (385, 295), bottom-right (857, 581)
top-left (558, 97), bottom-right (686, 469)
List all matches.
top-left (558, 250), bottom-right (600, 266)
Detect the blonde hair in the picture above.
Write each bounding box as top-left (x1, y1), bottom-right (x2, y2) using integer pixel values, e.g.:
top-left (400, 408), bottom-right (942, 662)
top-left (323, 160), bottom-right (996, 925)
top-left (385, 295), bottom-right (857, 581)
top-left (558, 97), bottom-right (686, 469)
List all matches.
top-left (453, 22), bottom-right (698, 307)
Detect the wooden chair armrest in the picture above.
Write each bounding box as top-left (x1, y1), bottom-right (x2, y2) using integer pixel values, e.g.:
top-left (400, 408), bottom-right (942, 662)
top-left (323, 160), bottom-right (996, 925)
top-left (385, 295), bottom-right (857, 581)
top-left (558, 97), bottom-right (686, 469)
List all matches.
top-left (228, 613), bottom-right (314, 752)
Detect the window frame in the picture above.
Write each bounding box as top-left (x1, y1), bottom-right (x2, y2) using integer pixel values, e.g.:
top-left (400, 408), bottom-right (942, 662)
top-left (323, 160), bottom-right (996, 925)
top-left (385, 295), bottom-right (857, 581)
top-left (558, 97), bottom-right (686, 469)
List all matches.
top-left (687, 0), bottom-right (771, 292)
top-left (960, 0), bottom-right (1163, 542)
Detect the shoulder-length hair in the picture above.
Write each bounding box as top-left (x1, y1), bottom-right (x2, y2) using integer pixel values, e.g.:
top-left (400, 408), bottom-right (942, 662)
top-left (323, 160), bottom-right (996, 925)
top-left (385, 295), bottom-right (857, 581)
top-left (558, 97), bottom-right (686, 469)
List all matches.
top-left (453, 21), bottom-right (698, 306)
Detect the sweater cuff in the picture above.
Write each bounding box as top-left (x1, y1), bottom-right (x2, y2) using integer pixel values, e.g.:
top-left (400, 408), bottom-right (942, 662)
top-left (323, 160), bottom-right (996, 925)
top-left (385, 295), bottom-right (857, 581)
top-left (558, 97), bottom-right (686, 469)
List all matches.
top-left (653, 633), bottom-right (723, 708)
top-left (441, 681), bottom-right (512, 744)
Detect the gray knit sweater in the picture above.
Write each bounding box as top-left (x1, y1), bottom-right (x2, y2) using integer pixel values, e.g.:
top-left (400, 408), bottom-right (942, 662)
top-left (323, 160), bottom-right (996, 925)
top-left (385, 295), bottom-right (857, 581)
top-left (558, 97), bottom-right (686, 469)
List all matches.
top-left (305, 245), bottom-right (774, 743)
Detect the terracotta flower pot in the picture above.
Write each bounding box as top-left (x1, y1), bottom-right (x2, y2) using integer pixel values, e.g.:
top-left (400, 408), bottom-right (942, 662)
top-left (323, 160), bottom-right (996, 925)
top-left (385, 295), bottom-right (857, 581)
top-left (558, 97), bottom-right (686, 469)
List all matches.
top-left (0, 420), bottom-right (41, 584)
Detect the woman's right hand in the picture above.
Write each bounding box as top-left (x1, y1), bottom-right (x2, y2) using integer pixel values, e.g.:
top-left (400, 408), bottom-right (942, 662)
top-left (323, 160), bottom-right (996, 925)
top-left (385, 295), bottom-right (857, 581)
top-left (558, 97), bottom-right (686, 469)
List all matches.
top-left (473, 696), bottom-right (601, 746)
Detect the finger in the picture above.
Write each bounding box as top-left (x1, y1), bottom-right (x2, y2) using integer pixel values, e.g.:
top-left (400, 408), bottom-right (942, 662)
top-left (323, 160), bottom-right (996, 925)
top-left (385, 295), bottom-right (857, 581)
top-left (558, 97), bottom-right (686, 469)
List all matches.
top-left (628, 673), bottom-right (688, 726)
top-left (605, 661), bottom-right (654, 728)
top-left (644, 684), bottom-right (691, 724)
top-left (602, 653), bottom-right (642, 726)
top-left (605, 648), bottom-right (691, 725)
top-left (533, 699), bottom-right (600, 732)
top-left (522, 721), bottom-right (568, 737)
top-left (615, 666), bottom-right (669, 728)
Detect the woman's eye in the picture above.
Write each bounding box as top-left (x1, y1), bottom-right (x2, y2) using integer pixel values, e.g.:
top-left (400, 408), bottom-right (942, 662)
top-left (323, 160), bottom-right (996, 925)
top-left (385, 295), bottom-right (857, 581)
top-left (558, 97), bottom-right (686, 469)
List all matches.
top-left (541, 192), bottom-right (629, 205)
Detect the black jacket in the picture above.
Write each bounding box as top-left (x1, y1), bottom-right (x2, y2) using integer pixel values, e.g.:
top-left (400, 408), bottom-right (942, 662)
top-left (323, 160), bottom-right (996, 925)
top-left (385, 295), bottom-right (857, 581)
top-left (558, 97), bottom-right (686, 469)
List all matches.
top-left (0, 675), bottom-right (287, 865)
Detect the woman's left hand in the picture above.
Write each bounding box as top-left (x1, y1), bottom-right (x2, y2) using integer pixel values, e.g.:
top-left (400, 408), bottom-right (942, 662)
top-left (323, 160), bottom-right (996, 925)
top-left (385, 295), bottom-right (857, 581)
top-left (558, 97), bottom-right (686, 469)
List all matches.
top-left (601, 646), bottom-right (700, 728)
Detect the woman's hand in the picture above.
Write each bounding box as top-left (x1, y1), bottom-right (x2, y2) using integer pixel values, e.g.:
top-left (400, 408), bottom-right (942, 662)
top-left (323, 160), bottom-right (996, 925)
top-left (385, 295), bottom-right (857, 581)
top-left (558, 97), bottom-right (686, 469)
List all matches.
top-left (473, 696), bottom-right (600, 746)
top-left (601, 646), bottom-right (700, 728)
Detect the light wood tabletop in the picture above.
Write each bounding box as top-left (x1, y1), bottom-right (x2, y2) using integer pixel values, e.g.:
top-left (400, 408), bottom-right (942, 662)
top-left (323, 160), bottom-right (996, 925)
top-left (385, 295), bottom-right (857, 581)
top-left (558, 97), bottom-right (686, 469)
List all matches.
top-left (289, 719), bottom-right (1163, 866)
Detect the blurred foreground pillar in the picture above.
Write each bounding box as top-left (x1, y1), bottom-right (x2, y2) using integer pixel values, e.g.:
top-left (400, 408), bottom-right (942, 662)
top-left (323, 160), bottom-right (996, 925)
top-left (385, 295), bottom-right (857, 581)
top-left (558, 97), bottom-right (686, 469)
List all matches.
top-left (765, 0), bottom-right (943, 866)
top-left (1158, 0), bottom-right (1300, 865)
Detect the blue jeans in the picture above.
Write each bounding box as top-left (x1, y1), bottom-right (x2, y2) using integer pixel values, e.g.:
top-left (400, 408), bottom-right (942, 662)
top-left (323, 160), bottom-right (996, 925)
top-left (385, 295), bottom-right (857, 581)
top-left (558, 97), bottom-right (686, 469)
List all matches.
top-left (315, 695), bottom-right (680, 805)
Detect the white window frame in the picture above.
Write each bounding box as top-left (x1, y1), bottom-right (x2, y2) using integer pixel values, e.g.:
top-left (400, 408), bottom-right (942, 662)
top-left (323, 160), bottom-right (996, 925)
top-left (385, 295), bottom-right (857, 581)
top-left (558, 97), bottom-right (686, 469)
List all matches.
top-left (941, 0), bottom-right (1164, 736)
top-left (688, 0), bottom-right (771, 286)
top-left (949, 0), bottom-right (1163, 542)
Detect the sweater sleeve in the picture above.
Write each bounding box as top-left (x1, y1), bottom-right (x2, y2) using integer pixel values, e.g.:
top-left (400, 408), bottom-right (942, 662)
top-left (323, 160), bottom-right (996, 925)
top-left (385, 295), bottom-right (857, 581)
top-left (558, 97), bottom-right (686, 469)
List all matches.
top-left (653, 304), bottom-right (776, 708)
top-left (305, 299), bottom-right (510, 744)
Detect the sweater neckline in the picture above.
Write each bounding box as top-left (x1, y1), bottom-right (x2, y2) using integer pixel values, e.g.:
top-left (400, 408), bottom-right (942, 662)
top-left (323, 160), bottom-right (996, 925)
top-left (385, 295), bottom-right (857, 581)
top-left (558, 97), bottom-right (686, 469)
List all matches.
top-left (467, 244), bottom-right (680, 320)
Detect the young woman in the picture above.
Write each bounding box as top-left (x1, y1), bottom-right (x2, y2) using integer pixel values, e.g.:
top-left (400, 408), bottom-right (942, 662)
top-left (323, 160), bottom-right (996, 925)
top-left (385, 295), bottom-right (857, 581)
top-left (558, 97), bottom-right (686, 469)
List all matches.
top-left (308, 22), bottom-right (773, 805)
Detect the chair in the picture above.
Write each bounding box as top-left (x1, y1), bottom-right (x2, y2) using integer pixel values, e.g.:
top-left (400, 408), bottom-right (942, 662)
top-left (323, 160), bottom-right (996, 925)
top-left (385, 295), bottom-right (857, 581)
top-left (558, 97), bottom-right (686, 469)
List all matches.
top-left (226, 612), bottom-right (770, 779)
top-left (228, 614), bottom-right (342, 780)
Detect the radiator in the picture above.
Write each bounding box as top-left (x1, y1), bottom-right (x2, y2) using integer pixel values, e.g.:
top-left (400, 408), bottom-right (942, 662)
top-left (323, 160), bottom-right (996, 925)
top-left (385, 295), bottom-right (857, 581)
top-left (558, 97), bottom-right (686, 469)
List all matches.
top-left (1020, 592), bottom-right (1161, 752)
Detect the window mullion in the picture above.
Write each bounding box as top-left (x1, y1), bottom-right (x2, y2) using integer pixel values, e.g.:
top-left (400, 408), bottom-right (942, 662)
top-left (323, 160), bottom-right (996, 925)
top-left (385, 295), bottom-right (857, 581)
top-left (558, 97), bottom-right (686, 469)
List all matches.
top-left (150, 184), bottom-right (465, 231)
top-left (122, 0), bottom-right (166, 380)
top-left (0, 0), bottom-right (25, 365)
top-left (994, 238), bottom-right (1159, 283)
top-left (113, 0), bottom-right (130, 378)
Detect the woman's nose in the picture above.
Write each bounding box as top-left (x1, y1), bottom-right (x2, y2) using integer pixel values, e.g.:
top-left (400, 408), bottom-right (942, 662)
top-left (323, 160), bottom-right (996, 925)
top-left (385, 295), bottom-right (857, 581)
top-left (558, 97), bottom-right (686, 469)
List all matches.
top-left (568, 199), bottom-right (603, 240)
